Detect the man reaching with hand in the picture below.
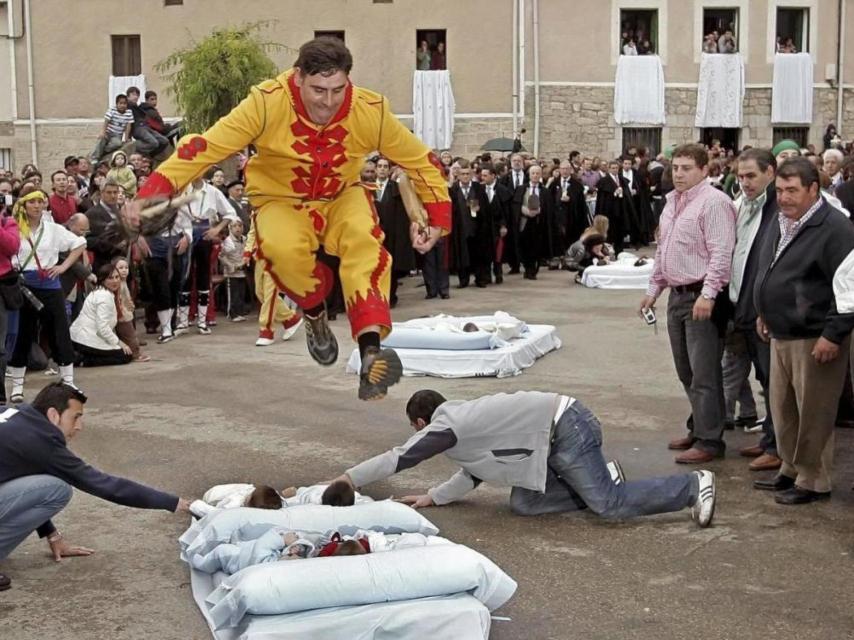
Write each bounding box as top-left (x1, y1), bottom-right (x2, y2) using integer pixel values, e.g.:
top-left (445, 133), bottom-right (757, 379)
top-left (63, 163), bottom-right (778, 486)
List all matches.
top-left (0, 383), bottom-right (192, 592)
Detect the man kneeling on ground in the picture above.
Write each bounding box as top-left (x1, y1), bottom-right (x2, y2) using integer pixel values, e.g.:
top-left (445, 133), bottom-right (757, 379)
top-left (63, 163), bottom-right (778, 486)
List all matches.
top-left (0, 383), bottom-right (191, 591)
top-left (333, 390), bottom-right (716, 527)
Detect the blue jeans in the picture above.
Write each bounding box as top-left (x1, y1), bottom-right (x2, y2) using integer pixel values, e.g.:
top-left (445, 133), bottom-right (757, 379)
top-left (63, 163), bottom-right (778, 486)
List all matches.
top-left (510, 402), bottom-right (698, 518)
top-left (0, 475), bottom-right (72, 560)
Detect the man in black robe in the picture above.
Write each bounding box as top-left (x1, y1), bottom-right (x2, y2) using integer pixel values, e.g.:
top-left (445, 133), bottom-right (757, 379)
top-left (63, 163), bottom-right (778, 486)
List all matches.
top-left (595, 160), bottom-right (635, 255)
top-left (374, 158), bottom-right (416, 307)
top-left (449, 161), bottom-right (490, 288)
top-left (480, 164), bottom-right (511, 284)
top-left (514, 165), bottom-right (552, 280)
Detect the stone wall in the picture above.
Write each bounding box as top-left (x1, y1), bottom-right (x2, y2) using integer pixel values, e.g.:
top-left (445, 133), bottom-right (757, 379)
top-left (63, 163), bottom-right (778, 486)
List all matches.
top-left (6, 86), bottom-right (854, 173)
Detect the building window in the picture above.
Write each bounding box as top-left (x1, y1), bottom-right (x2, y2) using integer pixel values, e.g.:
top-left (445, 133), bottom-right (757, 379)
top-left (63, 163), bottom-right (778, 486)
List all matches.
top-left (416, 29), bottom-right (446, 70)
top-left (702, 8), bottom-right (739, 53)
top-left (619, 9), bottom-right (657, 56)
top-left (111, 35), bottom-right (141, 76)
top-left (773, 126), bottom-right (808, 147)
top-left (164, 0), bottom-right (183, 5)
top-left (702, 128), bottom-right (740, 153)
top-left (622, 127), bottom-right (662, 157)
top-left (0, 148), bottom-right (11, 171)
top-left (314, 30), bottom-right (345, 43)
top-left (776, 7), bottom-right (809, 53)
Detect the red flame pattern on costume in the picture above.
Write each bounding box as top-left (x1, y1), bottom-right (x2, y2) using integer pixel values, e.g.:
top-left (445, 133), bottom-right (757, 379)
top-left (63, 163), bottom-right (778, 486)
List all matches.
top-left (289, 121), bottom-right (349, 200)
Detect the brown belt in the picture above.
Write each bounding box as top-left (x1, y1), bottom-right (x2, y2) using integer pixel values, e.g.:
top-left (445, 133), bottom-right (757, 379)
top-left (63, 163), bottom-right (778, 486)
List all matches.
top-left (671, 281), bottom-right (704, 294)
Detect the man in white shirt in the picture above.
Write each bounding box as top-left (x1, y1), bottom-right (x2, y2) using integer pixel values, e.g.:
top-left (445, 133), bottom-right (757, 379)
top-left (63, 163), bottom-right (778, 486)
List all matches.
top-left (176, 178), bottom-right (238, 335)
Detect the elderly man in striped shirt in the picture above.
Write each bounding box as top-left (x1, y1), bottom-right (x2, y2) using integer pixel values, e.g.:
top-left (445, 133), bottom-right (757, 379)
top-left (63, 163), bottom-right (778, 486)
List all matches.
top-left (640, 143), bottom-right (737, 464)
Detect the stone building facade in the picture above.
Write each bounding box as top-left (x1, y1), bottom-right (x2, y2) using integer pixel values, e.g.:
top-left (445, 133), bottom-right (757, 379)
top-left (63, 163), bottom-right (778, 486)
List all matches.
top-left (0, 0), bottom-right (852, 170)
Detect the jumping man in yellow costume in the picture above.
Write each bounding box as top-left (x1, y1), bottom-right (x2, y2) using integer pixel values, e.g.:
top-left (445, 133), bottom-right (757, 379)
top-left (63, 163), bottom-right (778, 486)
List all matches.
top-left (131, 38), bottom-right (451, 400)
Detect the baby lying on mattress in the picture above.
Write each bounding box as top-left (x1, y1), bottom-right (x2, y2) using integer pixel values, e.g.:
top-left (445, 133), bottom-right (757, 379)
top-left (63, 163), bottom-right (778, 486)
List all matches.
top-left (191, 528), bottom-right (450, 574)
top-left (190, 480), bottom-right (369, 518)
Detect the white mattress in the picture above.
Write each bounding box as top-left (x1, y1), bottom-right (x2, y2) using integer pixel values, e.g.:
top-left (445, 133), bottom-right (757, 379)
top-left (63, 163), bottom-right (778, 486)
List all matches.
top-left (190, 566), bottom-right (492, 640)
top-left (346, 324), bottom-right (561, 378)
top-left (581, 258), bottom-right (654, 290)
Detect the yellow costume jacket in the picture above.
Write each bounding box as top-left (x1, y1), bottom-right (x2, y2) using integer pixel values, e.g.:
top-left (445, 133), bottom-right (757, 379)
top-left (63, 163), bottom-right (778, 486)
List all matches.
top-left (138, 69), bottom-right (451, 232)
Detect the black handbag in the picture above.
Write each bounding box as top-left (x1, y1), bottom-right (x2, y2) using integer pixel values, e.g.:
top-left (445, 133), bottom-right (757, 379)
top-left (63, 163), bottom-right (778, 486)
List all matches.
top-left (0, 272), bottom-right (23, 310)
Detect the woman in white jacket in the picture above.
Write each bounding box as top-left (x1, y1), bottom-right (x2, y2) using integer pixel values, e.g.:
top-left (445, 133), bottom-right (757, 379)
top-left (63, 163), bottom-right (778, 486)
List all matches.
top-left (70, 263), bottom-right (133, 367)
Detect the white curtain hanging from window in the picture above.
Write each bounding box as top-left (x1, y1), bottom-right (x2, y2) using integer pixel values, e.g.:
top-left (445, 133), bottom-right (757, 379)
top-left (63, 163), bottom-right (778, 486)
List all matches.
top-left (108, 75), bottom-right (146, 106)
top-left (613, 56), bottom-right (665, 125)
top-left (772, 53), bottom-right (813, 124)
top-left (413, 70), bottom-right (456, 150)
top-left (695, 53), bottom-right (745, 128)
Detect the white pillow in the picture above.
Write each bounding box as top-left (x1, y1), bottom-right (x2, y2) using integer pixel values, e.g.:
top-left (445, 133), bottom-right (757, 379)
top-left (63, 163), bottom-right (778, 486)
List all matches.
top-left (205, 544), bottom-right (517, 629)
top-left (179, 501), bottom-right (439, 561)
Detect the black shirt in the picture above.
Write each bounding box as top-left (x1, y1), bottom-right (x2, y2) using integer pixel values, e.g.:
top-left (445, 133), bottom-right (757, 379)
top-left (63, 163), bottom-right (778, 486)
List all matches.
top-left (0, 404), bottom-right (179, 537)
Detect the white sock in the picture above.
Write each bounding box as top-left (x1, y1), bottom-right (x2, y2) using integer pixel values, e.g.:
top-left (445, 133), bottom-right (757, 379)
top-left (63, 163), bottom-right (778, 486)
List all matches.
top-left (8, 366), bottom-right (24, 396)
top-left (157, 309), bottom-right (174, 336)
top-left (176, 306), bottom-right (189, 328)
top-left (197, 306), bottom-right (208, 327)
top-left (59, 364), bottom-right (74, 386)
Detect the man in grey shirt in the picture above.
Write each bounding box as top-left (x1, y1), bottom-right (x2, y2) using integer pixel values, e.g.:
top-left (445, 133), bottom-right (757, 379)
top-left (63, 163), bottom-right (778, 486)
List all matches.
top-left (336, 390), bottom-right (717, 527)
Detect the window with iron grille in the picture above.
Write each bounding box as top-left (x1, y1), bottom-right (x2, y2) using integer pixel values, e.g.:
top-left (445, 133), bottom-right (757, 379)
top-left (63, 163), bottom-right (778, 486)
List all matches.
top-left (111, 35), bottom-right (141, 76)
top-left (773, 126), bottom-right (808, 148)
top-left (701, 127), bottom-right (740, 152)
top-left (622, 127), bottom-right (662, 157)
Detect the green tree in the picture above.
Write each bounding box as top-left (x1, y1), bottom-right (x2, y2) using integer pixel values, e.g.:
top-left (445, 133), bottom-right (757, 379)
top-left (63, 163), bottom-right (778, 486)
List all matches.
top-left (156, 22), bottom-right (289, 133)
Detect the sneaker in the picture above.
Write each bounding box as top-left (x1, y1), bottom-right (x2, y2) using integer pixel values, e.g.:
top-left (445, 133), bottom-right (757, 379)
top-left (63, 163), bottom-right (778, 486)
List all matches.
top-left (10, 393), bottom-right (23, 404)
top-left (606, 459), bottom-right (626, 485)
top-left (157, 333), bottom-right (175, 344)
top-left (197, 323), bottom-right (212, 335)
top-left (231, 316), bottom-right (247, 323)
top-left (691, 470), bottom-right (716, 528)
top-left (304, 309), bottom-right (338, 366)
top-left (256, 329), bottom-right (275, 347)
top-left (358, 346), bottom-right (403, 401)
top-left (281, 316), bottom-right (304, 341)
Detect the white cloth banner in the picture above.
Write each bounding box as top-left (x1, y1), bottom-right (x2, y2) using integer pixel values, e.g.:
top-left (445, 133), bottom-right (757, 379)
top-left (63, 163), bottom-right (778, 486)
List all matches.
top-left (613, 55), bottom-right (665, 125)
top-left (413, 70), bottom-right (455, 149)
top-left (695, 53), bottom-right (745, 128)
top-left (108, 74), bottom-right (146, 106)
top-left (772, 53), bottom-right (813, 124)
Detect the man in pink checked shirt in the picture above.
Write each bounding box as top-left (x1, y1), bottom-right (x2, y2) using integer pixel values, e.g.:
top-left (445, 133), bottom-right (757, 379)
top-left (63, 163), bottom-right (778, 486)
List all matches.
top-left (639, 143), bottom-right (736, 465)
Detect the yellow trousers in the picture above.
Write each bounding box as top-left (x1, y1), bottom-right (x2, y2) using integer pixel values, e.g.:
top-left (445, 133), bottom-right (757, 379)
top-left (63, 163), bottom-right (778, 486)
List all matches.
top-left (254, 258), bottom-right (299, 334)
top-left (254, 185), bottom-right (391, 338)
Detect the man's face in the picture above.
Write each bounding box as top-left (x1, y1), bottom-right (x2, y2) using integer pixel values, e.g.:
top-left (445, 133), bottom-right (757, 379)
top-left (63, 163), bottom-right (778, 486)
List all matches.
top-left (608, 162), bottom-right (620, 176)
top-left (294, 69), bottom-right (349, 126)
top-left (510, 155), bottom-right (523, 171)
top-left (776, 175), bottom-right (819, 219)
top-left (582, 158), bottom-right (592, 171)
top-left (52, 173), bottom-right (68, 192)
top-left (0, 182), bottom-right (11, 196)
top-left (559, 162), bottom-right (571, 178)
top-left (737, 159), bottom-right (774, 201)
top-left (68, 217), bottom-right (90, 237)
top-left (481, 169), bottom-right (495, 185)
top-left (360, 162), bottom-right (377, 182)
top-left (622, 159), bottom-right (633, 172)
top-left (146, 94), bottom-right (158, 108)
top-left (458, 167), bottom-right (472, 185)
top-left (50, 399), bottom-right (85, 440)
top-left (78, 158), bottom-right (90, 175)
top-left (129, 154), bottom-right (143, 169)
top-left (824, 154), bottom-right (840, 176)
top-left (376, 159), bottom-right (390, 180)
top-left (671, 156), bottom-right (707, 192)
top-left (776, 149), bottom-right (799, 164)
top-left (127, 92), bottom-right (139, 105)
top-left (116, 98), bottom-right (128, 113)
top-left (101, 185), bottom-right (120, 205)
top-left (228, 184), bottom-right (244, 200)
top-left (528, 166), bottom-right (542, 184)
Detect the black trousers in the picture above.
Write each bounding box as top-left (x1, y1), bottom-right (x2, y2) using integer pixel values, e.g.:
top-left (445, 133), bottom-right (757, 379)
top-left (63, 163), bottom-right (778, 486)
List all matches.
top-left (146, 254), bottom-right (185, 312)
top-left (225, 277), bottom-right (249, 318)
top-left (10, 287), bottom-right (74, 367)
top-left (421, 239), bottom-right (449, 297)
top-left (73, 342), bottom-right (132, 367)
top-left (180, 238), bottom-right (212, 304)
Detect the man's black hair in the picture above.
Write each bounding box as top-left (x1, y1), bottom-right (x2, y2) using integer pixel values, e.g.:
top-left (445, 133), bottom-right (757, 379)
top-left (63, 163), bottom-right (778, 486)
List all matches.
top-left (405, 390), bottom-right (447, 424)
top-left (294, 37), bottom-right (353, 76)
top-left (32, 383), bottom-right (88, 417)
top-left (144, 90), bottom-right (157, 100)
